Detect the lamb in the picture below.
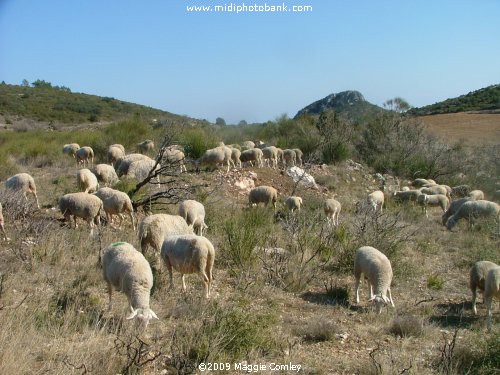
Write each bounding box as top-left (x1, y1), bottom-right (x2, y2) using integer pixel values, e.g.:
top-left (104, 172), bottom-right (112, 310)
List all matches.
top-left (94, 187), bottom-right (135, 231)
top-left (446, 200), bottom-right (500, 230)
top-left (136, 139), bottom-right (155, 154)
top-left (107, 145), bottom-right (125, 165)
top-left (293, 148), bottom-right (304, 167)
top-left (367, 190), bottom-right (385, 212)
top-left (93, 164), bottom-right (118, 187)
top-left (62, 143), bottom-right (80, 158)
top-left (469, 261), bottom-right (498, 315)
top-left (230, 147), bottom-right (242, 169)
top-left (115, 154), bottom-right (150, 177)
top-left (240, 148), bottom-right (263, 168)
top-left (5, 173), bottom-right (40, 209)
top-left (248, 186), bottom-right (278, 209)
top-left (451, 185), bottom-right (471, 198)
top-left (58, 192), bottom-right (103, 235)
top-left (75, 146), bottom-right (94, 167)
top-left (416, 193), bottom-right (449, 217)
top-left (102, 242), bottom-right (158, 329)
top-left (469, 190), bottom-right (485, 201)
top-left (420, 185), bottom-right (449, 197)
top-left (285, 196), bottom-right (303, 212)
top-left (324, 198), bottom-right (341, 226)
top-left (393, 189), bottom-right (422, 202)
top-left (0, 203), bottom-right (9, 241)
top-left (354, 246), bottom-right (394, 313)
top-left (163, 147), bottom-right (187, 173)
top-left (441, 197), bottom-right (471, 225)
top-left (178, 200), bottom-right (208, 236)
top-left (198, 147), bottom-right (230, 172)
top-left (283, 149), bottom-right (296, 167)
top-left (262, 146), bottom-right (279, 169)
top-left (160, 234), bottom-right (215, 298)
top-left (76, 168), bottom-right (99, 193)
top-left (484, 266), bottom-right (500, 332)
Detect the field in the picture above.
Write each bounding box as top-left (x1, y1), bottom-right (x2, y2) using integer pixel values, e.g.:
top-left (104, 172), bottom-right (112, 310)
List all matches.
top-left (419, 112), bottom-right (500, 145)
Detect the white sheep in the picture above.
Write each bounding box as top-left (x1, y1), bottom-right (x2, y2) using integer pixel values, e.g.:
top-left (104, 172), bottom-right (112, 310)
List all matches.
top-left (219, 145), bottom-right (235, 169)
top-left (59, 192), bottom-right (103, 235)
top-left (484, 266), bottom-right (500, 332)
top-left (230, 147), bottom-right (242, 169)
top-left (110, 143), bottom-right (125, 153)
top-left (241, 141), bottom-right (255, 150)
top-left (276, 148), bottom-right (284, 167)
top-left (367, 190), bottom-right (385, 212)
top-left (393, 189), bottom-right (422, 202)
top-left (107, 145), bottom-right (125, 165)
top-left (420, 185), bottom-right (449, 197)
top-left (451, 185), bottom-right (471, 198)
top-left (354, 246), bottom-right (394, 313)
top-left (5, 173), bottom-right (40, 209)
top-left (75, 146), bottom-right (94, 167)
top-left (163, 146), bottom-right (187, 173)
top-left (285, 196), bottom-right (303, 212)
top-left (469, 190), bottom-right (485, 201)
top-left (198, 148), bottom-right (229, 172)
top-left (470, 261), bottom-right (498, 315)
top-left (248, 186), bottom-right (278, 209)
top-left (441, 197), bottom-right (471, 225)
top-left (324, 198), bottom-right (341, 226)
top-left (283, 149), bottom-right (296, 167)
top-left (160, 234), bottom-right (215, 298)
top-left (401, 186), bottom-right (410, 191)
top-left (76, 168), bottom-right (99, 193)
top-left (240, 148), bottom-right (263, 168)
top-left (412, 178), bottom-right (435, 188)
top-left (0, 203), bottom-right (9, 241)
top-left (293, 148), bottom-right (303, 167)
top-left (262, 147), bottom-right (279, 169)
top-left (446, 200), bottom-right (500, 230)
top-left (94, 187), bottom-right (135, 231)
top-left (136, 139), bottom-right (155, 154)
top-left (93, 164), bottom-right (118, 187)
top-left (178, 200), bottom-right (208, 236)
top-left (126, 158), bottom-right (160, 182)
top-left (62, 143), bottom-right (80, 158)
top-left (416, 193), bottom-right (449, 217)
top-left (115, 153), bottom-right (150, 177)
top-left (102, 242), bottom-right (158, 329)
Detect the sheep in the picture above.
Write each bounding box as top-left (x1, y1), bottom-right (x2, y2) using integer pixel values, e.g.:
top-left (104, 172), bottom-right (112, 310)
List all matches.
top-left (102, 242), bottom-right (158, 329)
top-left (219, 145), bottom-right (235, 169)
top-left (136, 139), bottom-right (155, 154)
top-left (178, 200), bottom-right (208, 236)
top-left (416, 193), bottom-right (449, 218)
top-left (160, 234), bottom-right (215, 298)
top-left (446, 200), bottom-right (500, 230)
top-left (198, 147), bottom-right (229, 172)
top-left (412, 178), bottom-right (435, 188)
top-left (276, 148), bottom-right (284, 167)
top-left (115, 153), bottom-right (150, 177)
top-left (354, 246), bottom-right (394, 313)
top-left (284, 196), bottom-right (303, 212)
top-left (163, 147), bottom-right (187, 173)
top-left (126, 158), bottom-right (160, 182)
top-left (0, 203), bottom-right (9, 241)
top-left (283, 149), bottom-right (296, 167)
top-left (110, 143), bottom-right (125, 153)
top-left (293, 148), bottom-right (304, 167)
top-left (249, 186), bottom-right (278, 209)
top-left (76, 168), bottom-right (99, 193)
top-left (401, 186), bottom-right (410, 191)
top-left (240, 148), bottom-right (263, 168)
top-left (58, 192), bottom-right (103, 235)
top-left (469, 190), bottom-right (485, 201)
top-left (229, 143), bottom-right (241, 150)
top-left (94, 187), bottom-right (135, 231)
top-left (367, 190), bottom-right (385, 212)
top-left (62, 143), bottom-right (80, 158)
top-left (93, 164), bottom-right (118, 187)
top-left (451, 185), bottom-right (471, 198)
top-left (484, 266), bottom-right (500, 332)
top-left (470, 261), bottom-right (498, 315)
top-left (5, 173), bottom-right (40, 209)
top-left (230, 147), bottom-right (242, 169)
top-left (393, 189), bottom-right (422, 202)
top-left (324, 198), bottom-right (341, 226)
top-left (441, 197), bottom-right (471, 225)
top-left (262, 146), bottom-right (279, 169)
top-left (241, 141), bottom-right (255, 150)
top-left (420, 185), bottom-right (449, 197)
top-left (107, 145), bottom-right (125, 165)
top-left (75, 146), bottom-right (94, 167)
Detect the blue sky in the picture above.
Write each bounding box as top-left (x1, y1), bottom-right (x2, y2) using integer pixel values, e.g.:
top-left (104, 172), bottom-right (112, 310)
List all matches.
top-left (1, 1), bottom-right (499, 123)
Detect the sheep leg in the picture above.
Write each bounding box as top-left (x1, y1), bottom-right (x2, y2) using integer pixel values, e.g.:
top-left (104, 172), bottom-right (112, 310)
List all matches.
top-left (200, 271), bottom-right (210, 298)
top-left (355, 277), bottom-right (361, 304)
top-left (368, 283), bottom-right (374, 300)
top-left (118, 214), bottom-right (124, 229)
top-left (472, 288), bottom-right (478, 315)
top-left (387, 288), bottom-right (395, 307)
top-left (181, 274), bottom-right (187, 292)
top-left (88, 218), bottom-right (94, 236)
top-left (129, 212), bottom-right (136, 232)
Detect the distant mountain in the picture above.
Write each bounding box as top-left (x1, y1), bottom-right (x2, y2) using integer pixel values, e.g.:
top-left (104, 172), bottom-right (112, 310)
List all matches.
top-left (410, 84), bottom-right (500, 116)
top-left (294, 90), bottom-right (385, 121)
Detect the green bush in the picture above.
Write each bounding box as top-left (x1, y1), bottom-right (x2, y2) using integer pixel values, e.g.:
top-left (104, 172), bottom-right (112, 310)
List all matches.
top-left (181, 128), bottom-right (218, 159)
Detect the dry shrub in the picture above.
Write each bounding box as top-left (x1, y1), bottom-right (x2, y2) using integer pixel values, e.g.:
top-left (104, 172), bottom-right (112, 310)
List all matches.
top-left (388, 315), bottom-right (424, 338)
top-left (293, 316), bottom-right (338, 342)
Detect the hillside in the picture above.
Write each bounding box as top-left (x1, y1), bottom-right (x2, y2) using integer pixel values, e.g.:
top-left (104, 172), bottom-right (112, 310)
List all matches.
top-left (294, 90), bottom-right (385, 122)
top-left (0, 82), bottom-right (185, 126)
top-left (410, 84), bottom-right (500, 116)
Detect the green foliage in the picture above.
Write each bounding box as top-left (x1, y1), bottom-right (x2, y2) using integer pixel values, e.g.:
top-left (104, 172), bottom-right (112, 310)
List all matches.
top-left (454, 334), bottom-right (500, 375)
top-left (427, 274), bottom-right (444, 290)
top-left (181, 127), bottom-right (218, 159)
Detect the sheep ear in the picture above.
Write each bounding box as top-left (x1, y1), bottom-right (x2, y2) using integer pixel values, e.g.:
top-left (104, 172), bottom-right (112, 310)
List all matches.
top-left (126, 309), bottom-right (138, 320)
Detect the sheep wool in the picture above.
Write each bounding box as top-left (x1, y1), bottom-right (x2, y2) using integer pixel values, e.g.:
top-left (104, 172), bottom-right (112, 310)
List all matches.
top-left (94, 187), bottom-right (135, 230)
top-left (178, 200), bottom-right (208, 236)
top-left (469, 261), bottom-right (498, 315)
top-left (5, 173), bottom-right (40, 209)
top-left (59, 192), bottom-right (103, 235)
top-left (484, 266), bottom-right (500, 332)
top-left (76, 168), bottom-right (99, 193)
top-left (248, 186), bottom-right (278, 209)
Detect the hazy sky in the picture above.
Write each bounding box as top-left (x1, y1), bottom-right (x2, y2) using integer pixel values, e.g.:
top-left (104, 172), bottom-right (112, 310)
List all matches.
top-left (1, 1), bottom-right (499, 123)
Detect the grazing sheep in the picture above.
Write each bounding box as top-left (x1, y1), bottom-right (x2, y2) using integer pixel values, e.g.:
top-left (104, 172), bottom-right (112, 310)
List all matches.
top-left (293, 148), bottom-right (304, 167)
top-left (241, 141), bottom-right (255, 150)
top-left (0, 203), bottom-right (9, 241)
top-left (94, 187), bottom-right (135, 231)
top-left (230, 147), bottom-right (242, 169)
top-left (219, 145), bottom-right (235, 169)
top-left (107, 145), bottom-right (125, 165)
top-left (178, 200), bottom-right (208, 236)
top-left (451, 185), bottom-right (471, 198)
top-left (262, 146), bottom-right (279, 169)
top-left (58, 192), bottom-right (103, 235)
top-left (161, 234), bottom-right (215, 298)
top-left (102, 242), bottom-right (158, 329)
top-left (248, 186), bottom-right (278, 209)
top-left (276, 148), bottom-right (284, 167)
top-left (283, 149), bottom-right (296, 167)
top-left (441, 197), bottom-right (471, 225)
top-left (367, 190), bottom-right (385, 212)
top-left (420, 185), bottom-right (449, 197)
top-left (198, 147), bottom-right (229, 172)
top-left (393, 189), bottom-right (422, 202)
top-left (412, 178), bottom-right (435, 188)
top-left (354, 246), bottom-right (394, 313)
top-left (62, 143), bottom-right (80, 158)
top-left (93, 164), bottom-right (118, 187)
top-left (324, 198), bottom-right (341, 226)
top-left (76, 168), bottom-right (99, 193)
top-left (416, 194), bottom-right (449, 217)
top-left (229, 143), bottom-right (241, 150)
top-left (110, 143), bottom-right (125, 153)
top-left (469, 190), bottom-right (485, 201)
top-left (163, 147), bottom-right (187, 173)
top-left (446, 200), bottom-right (500, 230)
top-left (5, 173), bottom-right (40, 209)
top-left (484, 266), bottom-right (500, 332)
top-left (285, 196), bottom-right (303, 212)
top-left (127, 158), bottom-right (160, 183)
top-left (136, 139), bottom-right (155, 154)
top-left (115, 153), bottom-right (150, 177)
top-left (470, 261), bottom-right (498, 315)
top-left (240, 148), bottom-right (263, 168)
top-left (75, 146), bottom-right (94, 167)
